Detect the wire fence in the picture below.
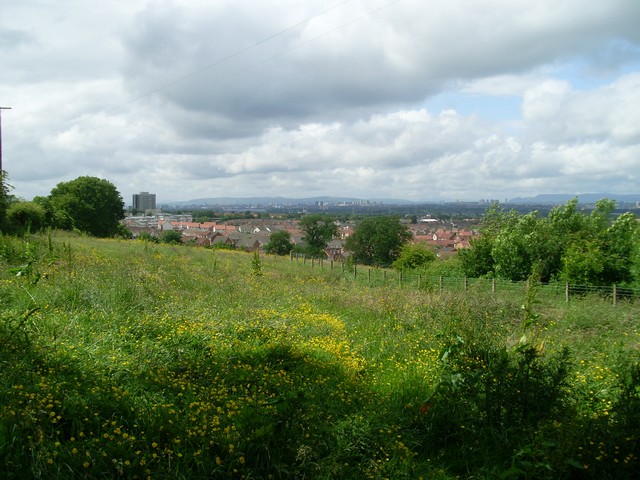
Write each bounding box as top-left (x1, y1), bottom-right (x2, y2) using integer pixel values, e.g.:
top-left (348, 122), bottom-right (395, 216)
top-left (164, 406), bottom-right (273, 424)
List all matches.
top-left (283, 253), bottom-right (639, 306)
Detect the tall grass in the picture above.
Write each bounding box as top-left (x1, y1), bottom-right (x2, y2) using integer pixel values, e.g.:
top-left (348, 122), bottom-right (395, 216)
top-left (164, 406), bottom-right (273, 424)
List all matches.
top-left (0, 233), bottom-right (638, 479)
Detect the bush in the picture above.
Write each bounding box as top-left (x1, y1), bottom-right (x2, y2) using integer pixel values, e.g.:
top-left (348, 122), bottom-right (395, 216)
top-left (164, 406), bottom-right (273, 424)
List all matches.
top-left (159, 230), bottom-right (182, 244)
top-left (137, 231), bottom-right (159, 243)
top-left (392, 244), bottom-right (436, 271)
top-left (417, 336), bottom-right (572, 477)
top-left (6, 201), bottom-right (46, 234)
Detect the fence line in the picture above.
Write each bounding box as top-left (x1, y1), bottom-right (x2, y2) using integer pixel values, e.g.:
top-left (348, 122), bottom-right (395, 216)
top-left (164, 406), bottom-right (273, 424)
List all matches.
top-left (283, 253), bottom-right (638, 305)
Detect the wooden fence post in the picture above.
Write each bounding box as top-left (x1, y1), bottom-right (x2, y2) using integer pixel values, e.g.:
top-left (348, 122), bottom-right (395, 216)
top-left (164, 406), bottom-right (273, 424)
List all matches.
top-left (464, 277), bottom-right (468, 291)
top-left (492, 278), bottom-right (496, 294)
top-left (565, 283), bottom-right (570, 303)
top-left (613, 284), bottom-right (617, 306)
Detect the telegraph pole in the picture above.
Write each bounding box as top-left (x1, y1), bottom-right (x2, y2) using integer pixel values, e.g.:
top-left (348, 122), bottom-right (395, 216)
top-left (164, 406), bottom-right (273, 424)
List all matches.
top-left (0, 106), bottom-right (11, 173)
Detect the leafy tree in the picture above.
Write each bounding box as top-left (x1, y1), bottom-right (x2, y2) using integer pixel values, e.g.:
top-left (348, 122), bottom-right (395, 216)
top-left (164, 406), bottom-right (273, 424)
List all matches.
top-left (560, 211), bottom-right (638, 286)
top-left (160, 230), bottom-right (182, 244)
top-left (458, 202), bottom-right (508, 278)
top-left (461, 198), bottom-right (639, 286)
top-left (392, 244), bottom-right (436, 271)
top-left (491, 211), bottom-right (556, 281)
top-left (560, 240), bottom-right (606, 286)
top-left (299, 214), bottom-right (337, 257)
top-left (460, 236), bottom-right (495, 278)
top-left (6, 201), bottom-right (46, 234)
top-left (345, 216), bottom-right (411, 267)
top-left (264, 230), bottom-right (294, 256)
top-left (0, 171), bottom-right (14, 231)
top-left (48, 176), bottom-right (125, 237)
top-left (32, 196), bottom-right (56, 228)
top-left (631, 224), bottom-right (640, 288)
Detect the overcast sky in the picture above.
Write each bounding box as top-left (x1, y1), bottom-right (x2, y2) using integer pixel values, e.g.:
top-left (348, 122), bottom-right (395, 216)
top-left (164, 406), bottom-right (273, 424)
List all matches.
top-left (1, 0), bottom-right (639, 205)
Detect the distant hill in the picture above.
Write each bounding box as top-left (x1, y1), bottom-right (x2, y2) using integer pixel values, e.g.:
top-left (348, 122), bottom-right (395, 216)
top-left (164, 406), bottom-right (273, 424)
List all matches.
top-left (508, 193), bottom-right (640, 205)
top-left (162, 196), bottom-right (416, 207)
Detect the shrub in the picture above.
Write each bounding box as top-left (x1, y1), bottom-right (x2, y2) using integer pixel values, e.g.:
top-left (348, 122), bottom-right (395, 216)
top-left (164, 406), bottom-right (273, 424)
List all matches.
top-left (392, 244), bottom-right (436, 272)
top-left (417, 336), bottom-right (572, 476)
top-left (160, 230), bottom-right (182, 244)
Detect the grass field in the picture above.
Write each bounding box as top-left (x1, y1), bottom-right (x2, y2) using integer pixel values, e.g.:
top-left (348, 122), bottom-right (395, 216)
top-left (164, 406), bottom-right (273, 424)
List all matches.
top-left (1, 233), bottom-right (638, 479)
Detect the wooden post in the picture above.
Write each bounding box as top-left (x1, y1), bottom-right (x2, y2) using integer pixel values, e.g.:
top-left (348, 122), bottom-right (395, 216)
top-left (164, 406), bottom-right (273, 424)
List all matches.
top-left (330, 259), bottom-right (333, 270)
top-left (464, 277), bottom-right (468, 291)
top-left (492, 278), bottom-right (496, 294)
top-left (311, 257), bottom-right (314, 268)
top-left (418, 274), bottom-right (422, 289)
top-left (368, 268), bottom-right (371, 283)
top-left (565, 283), bottom-right (570, 303)
top-left (613, 284), bottom-right (617, 306)
top-left (399, 271), bottom-right (403, 286)
top-left (354, 264), bottom-right (357, 278)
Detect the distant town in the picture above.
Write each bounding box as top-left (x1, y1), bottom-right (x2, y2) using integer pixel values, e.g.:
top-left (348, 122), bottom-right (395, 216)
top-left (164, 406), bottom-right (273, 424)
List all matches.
top-left (125, 192), bottom-right (482, 258)
top-left (124, 191), bottom-right (639, 259)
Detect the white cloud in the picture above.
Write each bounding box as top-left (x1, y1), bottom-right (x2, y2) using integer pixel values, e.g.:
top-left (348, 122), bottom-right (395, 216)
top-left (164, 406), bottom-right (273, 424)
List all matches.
top-left (0, 0), bottom-right (639, 203)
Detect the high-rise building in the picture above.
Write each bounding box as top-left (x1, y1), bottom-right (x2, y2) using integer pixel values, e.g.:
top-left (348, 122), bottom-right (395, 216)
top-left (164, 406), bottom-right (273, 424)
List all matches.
top-left (132, 192), bottom-right (157, 212)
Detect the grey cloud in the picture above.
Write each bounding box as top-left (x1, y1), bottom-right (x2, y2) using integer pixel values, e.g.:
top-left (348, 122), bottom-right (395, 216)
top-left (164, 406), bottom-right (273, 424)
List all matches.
top-left (119, 0), bottom-right (640, 139)
top-left (0, 28), bottom-right (35, 48)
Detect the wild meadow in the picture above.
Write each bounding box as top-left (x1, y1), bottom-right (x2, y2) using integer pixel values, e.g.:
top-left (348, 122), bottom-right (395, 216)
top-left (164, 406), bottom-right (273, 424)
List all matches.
top-left (0, 232), bottom-right (638, 479)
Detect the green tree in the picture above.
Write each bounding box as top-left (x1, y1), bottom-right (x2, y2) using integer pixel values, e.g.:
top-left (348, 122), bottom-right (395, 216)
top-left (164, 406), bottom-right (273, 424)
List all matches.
top-left (560, 211), bottom-right (638, 286)
top-left (392, 243), bottom-right (436, 271)
top-left (345, 216), bottom-right (411, 267)
top-left (160, 230), bottom-right (183, 244)
top-left (32, 196), bottom-right (56, 228)
top-left (560, 240), bottom-right (606, 286)
top-left (0, 171), bottom-right (14, 231)
top-left (458, 202), bottom-right (508, 278)
top-left (299, 214), bottom-right (337, 257)
top-left (264, 230), bottom-right (294, 256)
top-left (48, 176), bottom-right (125, 237)
top-left (600, 212), bottom-right (637, 285)
top-left (461, 198), bottom-right (638, 286)
top-left (6, 201), bottom-right (46, 234)
top-left (459, 236), bottom-right (495, 278)
top-left (491, 211), bottom-right (552, 281)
